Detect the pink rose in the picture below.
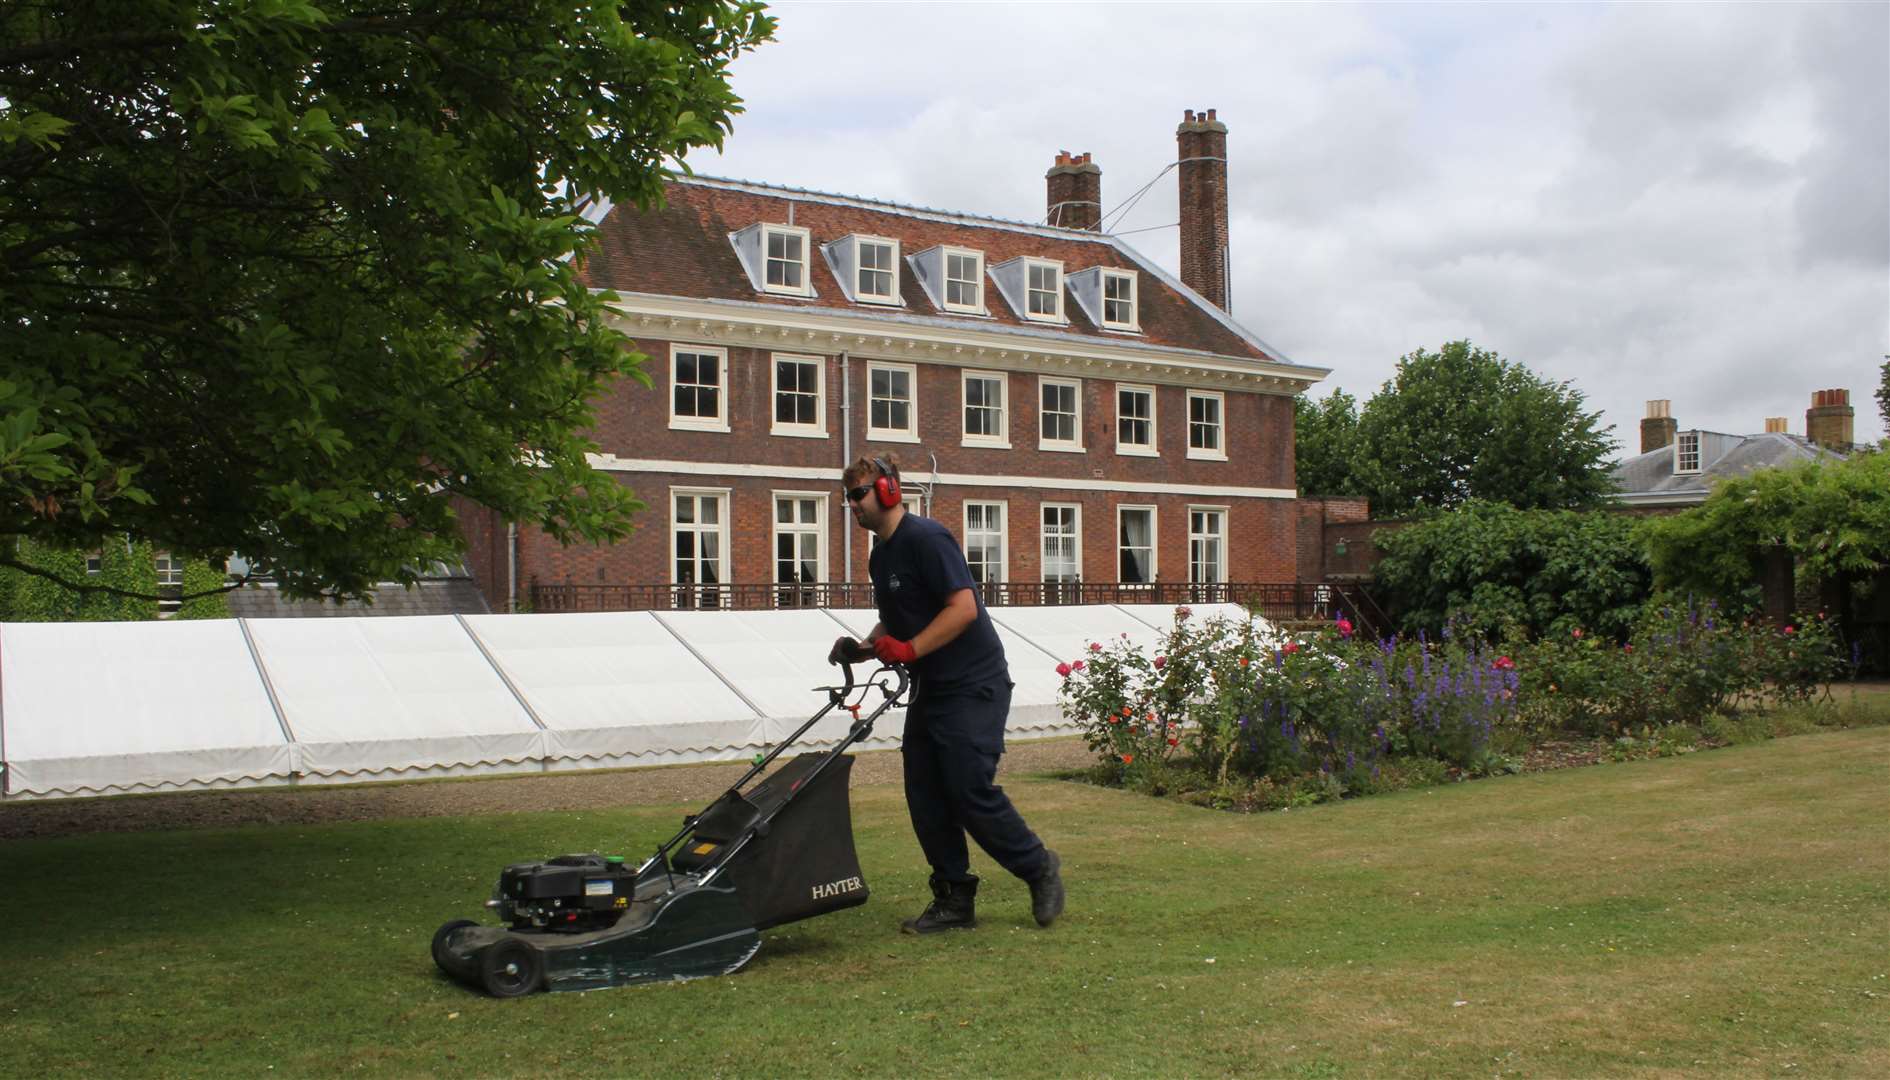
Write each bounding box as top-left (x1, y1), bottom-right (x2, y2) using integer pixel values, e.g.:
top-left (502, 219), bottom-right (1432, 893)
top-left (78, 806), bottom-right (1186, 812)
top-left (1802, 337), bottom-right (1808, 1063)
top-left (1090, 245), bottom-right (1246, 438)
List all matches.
top-left (1089, 642), bottom-right (1103, 652)
top-left (1056, 662), bottom-right (1072, 678)
top-left (1072, 660), bottom-right (1085, 671)
top-left (1283, 641), bottom-right (1301, 654)
top-left (1153, 655), bottom-right (1167, 670)
top-left (1177, 606), bottom-right (1192, 621)
top-left (1336, 618), bottom-right (1354, 639)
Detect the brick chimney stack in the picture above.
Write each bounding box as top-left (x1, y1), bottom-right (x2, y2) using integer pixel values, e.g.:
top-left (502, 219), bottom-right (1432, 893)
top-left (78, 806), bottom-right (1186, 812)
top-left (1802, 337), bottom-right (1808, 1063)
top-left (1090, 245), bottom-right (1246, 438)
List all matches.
top-left (1641, 399), bottom-right (1677, 454)
top-left (1176, 108), bottom-right (1230, 310)
top-left (1805, 388), bottom-right (1854, 450)
top-left (1045, 151), bottom-right (1102, 231)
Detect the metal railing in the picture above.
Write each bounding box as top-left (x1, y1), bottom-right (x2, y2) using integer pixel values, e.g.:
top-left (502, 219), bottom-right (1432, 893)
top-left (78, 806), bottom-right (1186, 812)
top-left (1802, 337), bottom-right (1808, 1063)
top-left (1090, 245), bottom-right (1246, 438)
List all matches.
top-left (530, 580), bottom-right (1387, 638)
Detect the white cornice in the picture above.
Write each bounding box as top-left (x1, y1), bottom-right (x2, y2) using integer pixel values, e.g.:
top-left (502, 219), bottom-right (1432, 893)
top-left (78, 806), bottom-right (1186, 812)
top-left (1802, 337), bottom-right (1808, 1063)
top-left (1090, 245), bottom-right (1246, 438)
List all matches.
top-left (588, 455), bottom-right (1296, 500)
top-left (599, 292), bottom-right (1327, 396)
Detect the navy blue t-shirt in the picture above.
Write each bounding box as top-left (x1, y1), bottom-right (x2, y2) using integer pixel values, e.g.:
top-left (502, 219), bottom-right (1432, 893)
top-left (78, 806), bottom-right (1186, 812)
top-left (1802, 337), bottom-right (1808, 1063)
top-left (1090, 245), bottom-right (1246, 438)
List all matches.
top-left (869, 513), bottom-right (1008, 696)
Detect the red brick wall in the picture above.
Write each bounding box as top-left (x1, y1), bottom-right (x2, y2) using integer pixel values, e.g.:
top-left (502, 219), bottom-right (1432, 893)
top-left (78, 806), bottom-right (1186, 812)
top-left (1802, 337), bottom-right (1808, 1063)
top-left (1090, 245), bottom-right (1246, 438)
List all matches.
top-left (462, 334), bottom-right (1306, 604)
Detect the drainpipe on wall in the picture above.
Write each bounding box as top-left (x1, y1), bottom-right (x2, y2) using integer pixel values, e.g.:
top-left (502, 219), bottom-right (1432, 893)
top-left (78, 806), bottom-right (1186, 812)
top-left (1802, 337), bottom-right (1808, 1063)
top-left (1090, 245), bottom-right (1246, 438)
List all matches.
top-left (507, 522), bottom-right (518, 613)
top-left (840, 352), bottom-right (852, 583)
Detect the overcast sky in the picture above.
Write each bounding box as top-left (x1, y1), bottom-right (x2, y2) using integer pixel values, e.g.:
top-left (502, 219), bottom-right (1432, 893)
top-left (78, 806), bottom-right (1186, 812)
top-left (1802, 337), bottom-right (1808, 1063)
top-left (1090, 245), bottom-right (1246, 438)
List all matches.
top-left (702, 1), bottom-right (1890, 452)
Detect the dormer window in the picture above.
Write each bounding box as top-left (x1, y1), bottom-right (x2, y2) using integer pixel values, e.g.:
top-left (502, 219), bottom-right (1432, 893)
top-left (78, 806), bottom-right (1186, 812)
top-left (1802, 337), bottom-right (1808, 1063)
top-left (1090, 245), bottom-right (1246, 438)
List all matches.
top-left (1674, 431), bottom-right (1701, 474)
top-left (822, 234), bottom-right (902, 306)
top-left (909, 245), bottom-right (988, 315)
top-left (990, 256), bottom-right (1066, 324)
top-left (1066, 266), bottom-right (1140, 332)
top-left (729, 222), bottom-right (816, 298)
top-left (764, 224), bottom-right (810, 294)
top-left (1026, 260), bottom-right (1062, 320)
top-left (858, 237), bottom-right (898, 301)
top-left (1102, 270), bottom-right (1137, 329)
top-left (944, 248), bottom-right (984, 312)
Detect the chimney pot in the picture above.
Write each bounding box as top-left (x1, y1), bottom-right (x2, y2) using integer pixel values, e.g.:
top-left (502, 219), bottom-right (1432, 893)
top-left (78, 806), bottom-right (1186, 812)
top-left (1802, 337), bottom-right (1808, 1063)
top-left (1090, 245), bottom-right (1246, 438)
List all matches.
top-left (1764, 417), bottom-right (1788, 434)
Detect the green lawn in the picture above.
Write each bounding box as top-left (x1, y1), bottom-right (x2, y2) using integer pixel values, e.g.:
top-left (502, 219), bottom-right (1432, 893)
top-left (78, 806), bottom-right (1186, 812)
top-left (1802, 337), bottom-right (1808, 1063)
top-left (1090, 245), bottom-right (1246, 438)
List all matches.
top-left (2, 726), bottom-right (1886, 1078)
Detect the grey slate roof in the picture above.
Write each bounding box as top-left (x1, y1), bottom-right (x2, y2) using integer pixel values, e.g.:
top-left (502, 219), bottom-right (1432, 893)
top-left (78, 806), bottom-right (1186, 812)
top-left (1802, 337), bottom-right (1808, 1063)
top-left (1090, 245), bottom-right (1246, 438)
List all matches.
top-left (225, 576), bottom-right (491, 618)
top-left (1610, 431), bottom-right (1843, 506)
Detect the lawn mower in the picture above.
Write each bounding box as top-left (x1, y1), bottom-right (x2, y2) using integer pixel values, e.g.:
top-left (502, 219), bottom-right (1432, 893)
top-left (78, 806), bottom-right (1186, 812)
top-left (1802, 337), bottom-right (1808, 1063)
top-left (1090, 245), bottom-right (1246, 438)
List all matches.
top-left (431, 659), bottom-right (909, 997)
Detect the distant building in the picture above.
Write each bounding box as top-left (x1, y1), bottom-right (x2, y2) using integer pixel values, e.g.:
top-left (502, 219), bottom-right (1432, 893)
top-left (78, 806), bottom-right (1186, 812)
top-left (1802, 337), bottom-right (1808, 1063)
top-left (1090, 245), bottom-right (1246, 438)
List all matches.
top-left (1610, 391), bottom-right (1855, 510)
top-left (456, 110), bottom-right (1332, 614)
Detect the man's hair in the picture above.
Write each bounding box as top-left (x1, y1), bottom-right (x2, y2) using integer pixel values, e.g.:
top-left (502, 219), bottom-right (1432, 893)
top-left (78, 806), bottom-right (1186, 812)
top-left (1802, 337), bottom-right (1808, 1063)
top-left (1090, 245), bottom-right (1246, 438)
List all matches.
top-left (843, 453), bottom-right (899, 488)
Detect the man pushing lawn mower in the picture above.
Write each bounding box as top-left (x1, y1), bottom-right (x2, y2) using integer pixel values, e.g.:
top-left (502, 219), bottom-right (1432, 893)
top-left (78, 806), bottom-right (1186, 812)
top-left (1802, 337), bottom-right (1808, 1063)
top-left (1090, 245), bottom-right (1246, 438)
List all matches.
top-left (829, 453), bottom-right (1065, 934)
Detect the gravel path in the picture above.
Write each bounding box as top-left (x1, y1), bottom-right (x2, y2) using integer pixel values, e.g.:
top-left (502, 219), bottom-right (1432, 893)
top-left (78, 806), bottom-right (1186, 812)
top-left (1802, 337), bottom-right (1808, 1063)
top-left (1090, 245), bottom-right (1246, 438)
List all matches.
top-left (0, 737), bottom-right (1098, 842)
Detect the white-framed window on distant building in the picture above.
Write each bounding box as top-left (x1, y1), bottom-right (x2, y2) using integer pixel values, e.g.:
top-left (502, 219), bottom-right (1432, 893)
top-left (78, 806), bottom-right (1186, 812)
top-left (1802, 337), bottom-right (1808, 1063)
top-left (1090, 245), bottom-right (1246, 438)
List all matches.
top-left (1187, 390), bottom-right (1226, 460)
top-left (856, 236), bottom-right (899, 303)
top-left (772, 353), bottom-right (825, 437)
top-left (773, 491), bottom-right (826, 608)
top-left (671, 488), bottom-right (730, 608)
top-left (963, 501), bottom-right (1007, 587)
top-left (1101, 269), bottom-right (1138, 330)
top-left (1118, 505), bottom-right (1156, 587)
top-left (1117, 384), bottom-right (1156, 455)
top-left (1675, 430), bottom-right (1702, 474)
top-left (1042, 502), bottom-right (1082, 604)
top-left (762, 223), bottom-right (812, 296)
top-left (867, 361), bottom-right (919, 442)
top-left (670, 345), bottom-right (729, 432)
top-left (1039, 376), bottom-right (1082, 451)
top-left (962, 370), bottom-right (1009, 447)
top-left (942, 247), bottom-right (985, 313)
top-left (1188, 507), bottom-right (1227, 595)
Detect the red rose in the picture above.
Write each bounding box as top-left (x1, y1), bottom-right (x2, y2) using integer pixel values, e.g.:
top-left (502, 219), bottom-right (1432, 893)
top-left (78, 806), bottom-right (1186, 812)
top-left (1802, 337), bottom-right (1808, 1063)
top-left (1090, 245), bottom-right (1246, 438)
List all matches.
top-left (1056, 662), bottom-right (1072, 678)
top-left (1154, 655), bottom-right (1167, 670)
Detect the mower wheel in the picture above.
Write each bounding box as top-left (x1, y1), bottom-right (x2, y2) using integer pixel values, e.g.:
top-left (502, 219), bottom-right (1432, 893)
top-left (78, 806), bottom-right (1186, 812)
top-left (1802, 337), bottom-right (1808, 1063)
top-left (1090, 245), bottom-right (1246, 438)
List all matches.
top-left (480, 938), bottom-right (543, 998)
top-left (431, 920), bottom-right (479, 977)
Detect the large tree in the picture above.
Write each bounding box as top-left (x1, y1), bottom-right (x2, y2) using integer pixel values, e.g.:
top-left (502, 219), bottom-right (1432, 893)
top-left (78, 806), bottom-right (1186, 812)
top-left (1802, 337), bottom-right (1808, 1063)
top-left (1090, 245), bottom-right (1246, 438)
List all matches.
top-left (1351, 341), bottom-right (1618, 516)
top-left (1, 0), bottom-right (774, 599)
top-left (1293, 388), bottom-right (1362, 497)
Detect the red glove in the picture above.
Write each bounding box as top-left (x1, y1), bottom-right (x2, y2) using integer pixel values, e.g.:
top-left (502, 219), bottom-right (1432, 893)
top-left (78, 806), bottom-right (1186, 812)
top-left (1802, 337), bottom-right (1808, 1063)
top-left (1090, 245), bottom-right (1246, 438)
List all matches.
top-left (873, 636), bottom-right (918, 665)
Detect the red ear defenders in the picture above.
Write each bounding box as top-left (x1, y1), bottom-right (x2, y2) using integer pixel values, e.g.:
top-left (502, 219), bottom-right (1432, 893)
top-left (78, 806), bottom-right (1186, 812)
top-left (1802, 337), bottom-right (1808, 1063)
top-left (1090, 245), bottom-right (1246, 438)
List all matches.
top-left (872, 457), bottom-right (901, 508)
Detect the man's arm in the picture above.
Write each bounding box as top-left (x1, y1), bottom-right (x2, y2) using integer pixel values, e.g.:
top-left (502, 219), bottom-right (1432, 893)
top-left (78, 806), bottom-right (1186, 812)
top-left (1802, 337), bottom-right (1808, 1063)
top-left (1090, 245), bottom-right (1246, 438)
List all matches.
top-left (902, 589), bottom-right (977, 658)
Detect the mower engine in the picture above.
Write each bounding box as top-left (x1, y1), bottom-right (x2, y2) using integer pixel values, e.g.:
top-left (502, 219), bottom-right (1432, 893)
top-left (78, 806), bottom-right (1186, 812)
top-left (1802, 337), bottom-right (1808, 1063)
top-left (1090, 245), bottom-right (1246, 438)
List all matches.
top-left (493, 853), bottom-right (641, 932)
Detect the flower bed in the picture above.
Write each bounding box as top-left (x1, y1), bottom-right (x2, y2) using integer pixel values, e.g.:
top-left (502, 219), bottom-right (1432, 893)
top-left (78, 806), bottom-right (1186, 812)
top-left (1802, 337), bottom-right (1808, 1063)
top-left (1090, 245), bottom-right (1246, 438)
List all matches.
top-left (1054, 604), bottom-right (1851, 810)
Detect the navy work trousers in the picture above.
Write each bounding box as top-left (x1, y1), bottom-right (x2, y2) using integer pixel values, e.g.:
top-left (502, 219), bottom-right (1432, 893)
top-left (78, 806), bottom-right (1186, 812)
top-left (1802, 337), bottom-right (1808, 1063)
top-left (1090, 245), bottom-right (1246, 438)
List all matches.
top-left (901, 681), bottom-right (1048, 883)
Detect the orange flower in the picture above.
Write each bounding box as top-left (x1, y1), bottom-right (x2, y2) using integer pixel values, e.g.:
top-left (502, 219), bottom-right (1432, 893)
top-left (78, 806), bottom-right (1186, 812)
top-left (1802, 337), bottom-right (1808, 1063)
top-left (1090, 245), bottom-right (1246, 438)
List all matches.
top-left (1121, 705), bottom-right (1133, 717)
top-left (1238, 656), bottom-right (1250, 667)
top-left (1120, 753), bottom-right (1134, 764)
top-left (1144, 711), bottom-right (1156, 723)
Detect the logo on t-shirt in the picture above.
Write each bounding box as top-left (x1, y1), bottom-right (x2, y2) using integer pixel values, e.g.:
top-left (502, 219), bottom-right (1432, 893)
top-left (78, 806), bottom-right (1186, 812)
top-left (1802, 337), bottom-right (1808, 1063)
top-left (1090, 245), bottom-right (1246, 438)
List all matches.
top-left (888, 573), bottom-right (902, 592)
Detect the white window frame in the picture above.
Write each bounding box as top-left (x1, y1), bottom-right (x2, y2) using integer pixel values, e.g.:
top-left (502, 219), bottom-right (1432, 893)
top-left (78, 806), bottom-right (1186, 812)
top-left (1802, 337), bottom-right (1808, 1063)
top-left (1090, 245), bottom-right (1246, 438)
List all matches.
top-left (1101, 269), bottom-right (1139, 331)
top-left (1186, 390), bottom-right (1227, 461)
top-left (1674, 431), bottom-right (1702, 474)
top-left (962, 500), bottom-right (1008, 586)
top-left (1038, 376), bottom-right (1083, 452)
top-left (670, 487), bottom-right (732, 607)
top-left (761, 223), bottom-right (813, 297)
top-left (772, 490), bottom-right (827, 604)
top-left (1117, 504), bottom-right (1158, 587)
top-left (770, 353), bottom-right (826, 438)
top-left (961, 369), bottom-right (1010, 449)
top-left (866, 360), bottom-right (920, 443)
top-left (1022, 258), bottom-right (1064, 323)
top-left (855, 235), bottom-right (900, 304)
top-left (941, 246), bottom-right (985, 314)
top-left (669, 344), bottom-right (730, 432)
top-left (1040, 502), bottom-right (1083, 585)
top-left (1187, 506), bottom-right (1229, 585)
top-left (1115, 383), bottom-right (1157, 457)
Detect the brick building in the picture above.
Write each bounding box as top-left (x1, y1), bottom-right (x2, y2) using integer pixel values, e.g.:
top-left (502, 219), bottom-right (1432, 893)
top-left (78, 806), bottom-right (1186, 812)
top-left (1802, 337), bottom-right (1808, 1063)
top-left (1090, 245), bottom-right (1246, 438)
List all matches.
top-left (460, 110), bottom-right (1330, 613)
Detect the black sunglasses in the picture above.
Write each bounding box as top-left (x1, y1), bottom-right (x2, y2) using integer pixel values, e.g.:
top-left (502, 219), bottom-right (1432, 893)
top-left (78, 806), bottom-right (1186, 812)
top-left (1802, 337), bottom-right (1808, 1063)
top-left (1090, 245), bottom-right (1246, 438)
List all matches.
top-left (842, 484), bottom-right (875, 503)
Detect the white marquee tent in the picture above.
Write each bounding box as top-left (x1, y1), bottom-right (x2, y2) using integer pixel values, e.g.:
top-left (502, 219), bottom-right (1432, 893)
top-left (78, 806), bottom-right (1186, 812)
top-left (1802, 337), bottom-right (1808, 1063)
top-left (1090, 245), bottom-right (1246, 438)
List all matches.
top-left (0, 603), bottom-right (1257, 800)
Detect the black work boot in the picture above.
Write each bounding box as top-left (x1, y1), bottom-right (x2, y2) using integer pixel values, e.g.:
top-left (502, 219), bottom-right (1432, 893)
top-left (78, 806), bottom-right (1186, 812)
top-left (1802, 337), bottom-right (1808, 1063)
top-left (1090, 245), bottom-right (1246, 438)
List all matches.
top-left (1028, 849), bottom-right (1065, 928)
top-left (901, 874), bottom-right (978, 934)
